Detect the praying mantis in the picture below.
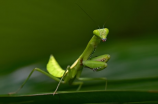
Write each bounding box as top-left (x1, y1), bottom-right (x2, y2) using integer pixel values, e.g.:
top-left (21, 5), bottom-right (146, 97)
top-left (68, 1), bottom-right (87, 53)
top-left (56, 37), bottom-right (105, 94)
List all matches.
top-left (9, 28), bottom-right (110, 95)
top-left (9, 5), bottom-right (110, 96)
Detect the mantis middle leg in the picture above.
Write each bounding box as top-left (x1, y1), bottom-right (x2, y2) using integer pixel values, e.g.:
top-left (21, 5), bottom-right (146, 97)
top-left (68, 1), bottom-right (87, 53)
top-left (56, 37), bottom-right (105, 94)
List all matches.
top-left (71, 77), bottom-right (107, 91)
top-left (77, 77), bottom-right (107, 90)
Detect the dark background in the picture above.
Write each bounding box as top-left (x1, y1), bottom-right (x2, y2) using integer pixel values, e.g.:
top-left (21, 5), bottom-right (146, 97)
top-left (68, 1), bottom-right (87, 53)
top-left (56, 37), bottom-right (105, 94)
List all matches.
top-left (0, 0), bottom-right (158, 94)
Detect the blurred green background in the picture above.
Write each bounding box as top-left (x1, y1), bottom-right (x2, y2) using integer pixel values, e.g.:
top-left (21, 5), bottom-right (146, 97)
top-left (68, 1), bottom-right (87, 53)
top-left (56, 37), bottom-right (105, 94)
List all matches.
top-left (0, 0), bottom-right (158, 94)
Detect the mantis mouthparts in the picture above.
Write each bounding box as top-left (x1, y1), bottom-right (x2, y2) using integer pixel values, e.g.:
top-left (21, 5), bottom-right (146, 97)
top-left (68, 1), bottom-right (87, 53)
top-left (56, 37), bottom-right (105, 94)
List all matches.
top-left (102, 38), bottom-right (107, 42)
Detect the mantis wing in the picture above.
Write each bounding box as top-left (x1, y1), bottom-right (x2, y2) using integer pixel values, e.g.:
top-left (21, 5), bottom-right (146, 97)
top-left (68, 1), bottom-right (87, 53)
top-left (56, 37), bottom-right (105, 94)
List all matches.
top-left (47, 55), bottom-right (65, 78)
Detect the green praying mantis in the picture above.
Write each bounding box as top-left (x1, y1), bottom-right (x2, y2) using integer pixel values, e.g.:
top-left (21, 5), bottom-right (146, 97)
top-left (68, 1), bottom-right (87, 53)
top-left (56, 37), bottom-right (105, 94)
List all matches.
top-left (9, 28), bottom-right (110, 95)
top-left (9, 5), bottom-right (110, 95)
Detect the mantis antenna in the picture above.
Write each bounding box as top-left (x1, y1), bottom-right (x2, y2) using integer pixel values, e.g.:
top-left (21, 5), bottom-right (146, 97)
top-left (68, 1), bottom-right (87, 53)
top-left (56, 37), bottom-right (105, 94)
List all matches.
top-left (103, 0), bottom-right (119, 28)
top-left (76, 3), bottom-right (100, 29)
top-left (76, 3), bottom-right (109, 40)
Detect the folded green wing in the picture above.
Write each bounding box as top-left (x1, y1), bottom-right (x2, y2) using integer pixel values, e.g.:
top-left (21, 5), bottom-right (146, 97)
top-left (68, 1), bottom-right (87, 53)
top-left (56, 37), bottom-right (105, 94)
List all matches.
top-left (47, 55), bottom-right (65, 78)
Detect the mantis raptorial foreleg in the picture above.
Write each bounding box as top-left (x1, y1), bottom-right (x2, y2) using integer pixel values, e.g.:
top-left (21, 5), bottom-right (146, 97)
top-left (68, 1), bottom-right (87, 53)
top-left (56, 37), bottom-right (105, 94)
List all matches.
top-left (82, 54), bottom-right (110, 71)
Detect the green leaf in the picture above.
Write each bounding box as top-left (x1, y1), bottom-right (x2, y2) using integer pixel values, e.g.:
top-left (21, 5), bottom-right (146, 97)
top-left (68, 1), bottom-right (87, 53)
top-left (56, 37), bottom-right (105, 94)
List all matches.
top-left (1, 37), bottom-right (158, 103)
top-left (1, 90), bottom-right (158, 104)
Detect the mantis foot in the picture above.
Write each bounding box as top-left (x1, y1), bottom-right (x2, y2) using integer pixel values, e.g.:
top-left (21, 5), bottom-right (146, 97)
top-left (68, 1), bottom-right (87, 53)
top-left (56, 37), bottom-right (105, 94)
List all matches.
top-left (53, 92), bottom-right (58, 96)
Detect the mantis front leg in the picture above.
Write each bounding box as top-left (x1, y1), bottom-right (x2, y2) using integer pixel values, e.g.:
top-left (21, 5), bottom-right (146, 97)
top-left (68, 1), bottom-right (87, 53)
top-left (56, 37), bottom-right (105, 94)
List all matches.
top-left (72, 54), bottom-right (110, 90)
top-left (83, 54), bottom-right (110, 71)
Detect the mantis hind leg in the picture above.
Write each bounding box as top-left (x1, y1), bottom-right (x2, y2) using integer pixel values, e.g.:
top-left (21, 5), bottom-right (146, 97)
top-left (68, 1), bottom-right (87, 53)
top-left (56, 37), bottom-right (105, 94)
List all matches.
top-left (77, 77), bottom-right (107, 90)
top-left (9, 68), bottom-right (61, 95)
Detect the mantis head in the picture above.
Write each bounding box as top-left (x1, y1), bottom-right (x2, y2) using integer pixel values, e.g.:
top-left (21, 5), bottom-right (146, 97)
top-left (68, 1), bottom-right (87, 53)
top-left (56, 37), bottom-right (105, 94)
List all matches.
top-left (93, 28), bottom-right (109, 42)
